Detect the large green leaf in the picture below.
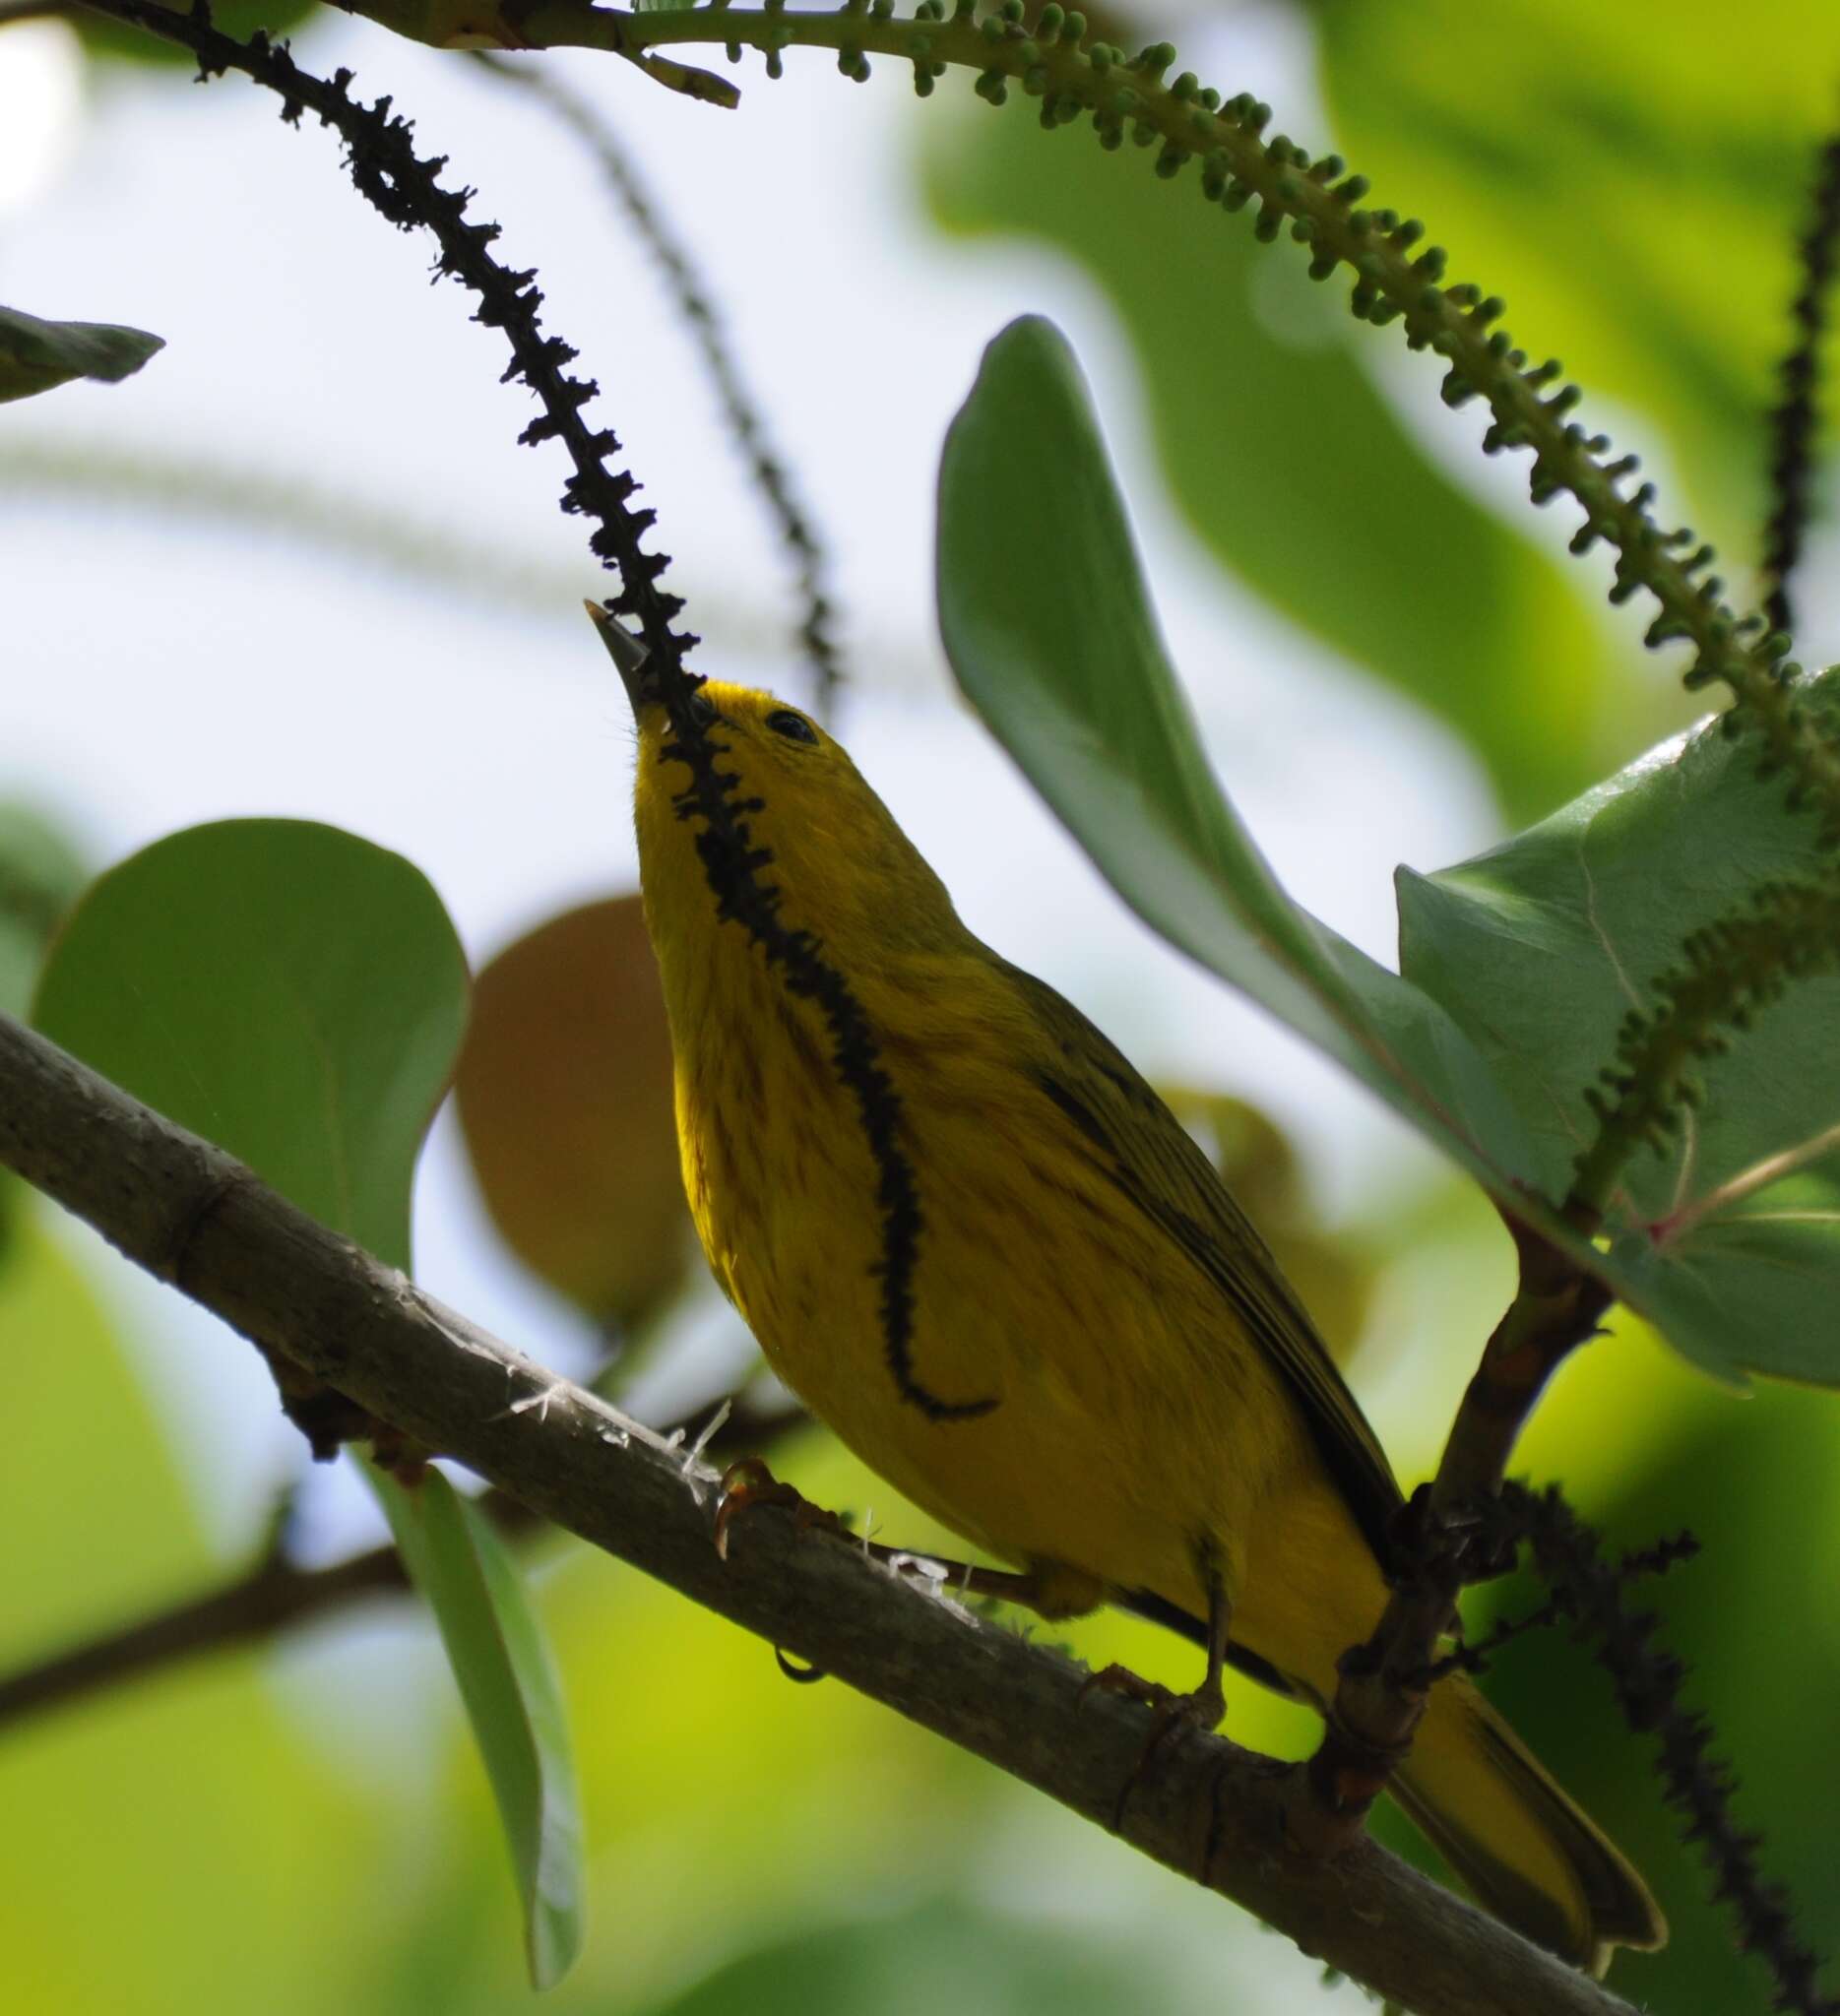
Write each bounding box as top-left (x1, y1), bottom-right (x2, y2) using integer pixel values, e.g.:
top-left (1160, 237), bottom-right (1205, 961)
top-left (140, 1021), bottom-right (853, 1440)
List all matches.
top-left (375, 1466), bottom-right (584, 1990)
top-left (33, 820), bottom-right (465, 1272)
top-left (32, 819), bottom-right (585, 1985)
top-left (1310, 0), bottom-right (1840, 567)
top-left (921, 94), bottom-right (1623, 823)
top-left (1398, 679), bottom-right (1840, 1385)
top-left (938, 316), bottom-right (1840, 1390)
top-left (0, 306), bottom-right (163, 406)
top-left (938, 316), bottom-right (1537, 1191)
top-left (0, 1205), bottom-right (386, 2016)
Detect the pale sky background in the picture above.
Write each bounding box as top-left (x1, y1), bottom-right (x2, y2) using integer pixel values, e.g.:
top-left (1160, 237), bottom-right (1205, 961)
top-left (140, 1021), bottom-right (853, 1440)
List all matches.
top-left (2, 16), bottom-right (1598, 2002)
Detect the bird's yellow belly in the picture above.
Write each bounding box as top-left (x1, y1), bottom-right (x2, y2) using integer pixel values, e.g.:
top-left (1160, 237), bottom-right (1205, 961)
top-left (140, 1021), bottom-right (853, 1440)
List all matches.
top-left (682, 1033), bottom-right (1319, 1629)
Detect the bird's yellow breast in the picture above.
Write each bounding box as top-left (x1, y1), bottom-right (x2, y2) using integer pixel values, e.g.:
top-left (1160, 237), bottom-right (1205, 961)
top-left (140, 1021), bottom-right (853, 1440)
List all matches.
top-left (654, 895), bottom-right (1319, 1628)
top-left (613, 673), bottom-right (1667, 1972)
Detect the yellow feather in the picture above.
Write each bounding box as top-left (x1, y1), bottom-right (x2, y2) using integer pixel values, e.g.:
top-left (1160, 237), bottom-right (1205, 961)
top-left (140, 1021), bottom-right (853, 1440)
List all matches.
top-left (625, 675), bottom-right (1665, 1975)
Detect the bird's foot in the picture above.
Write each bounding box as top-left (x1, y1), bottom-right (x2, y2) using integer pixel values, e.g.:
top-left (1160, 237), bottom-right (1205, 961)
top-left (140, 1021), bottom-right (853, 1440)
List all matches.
top-left (712, 1456), bottom-right (849, 1560)
top-left (1079, 1664), bottom-right (1226, 1832)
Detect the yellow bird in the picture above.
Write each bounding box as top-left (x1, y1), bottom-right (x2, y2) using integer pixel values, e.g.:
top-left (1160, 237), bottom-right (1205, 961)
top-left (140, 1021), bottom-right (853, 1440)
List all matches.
top-left (596, 613), bottom-right (1665, 1976)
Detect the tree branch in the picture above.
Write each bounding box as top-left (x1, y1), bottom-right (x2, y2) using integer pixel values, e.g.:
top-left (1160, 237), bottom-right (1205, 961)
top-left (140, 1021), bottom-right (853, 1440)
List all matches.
top-left (0, 1009), bottom-right (1639, 2016)
top-left (1304, 1214), bottom-right (1611, 1840)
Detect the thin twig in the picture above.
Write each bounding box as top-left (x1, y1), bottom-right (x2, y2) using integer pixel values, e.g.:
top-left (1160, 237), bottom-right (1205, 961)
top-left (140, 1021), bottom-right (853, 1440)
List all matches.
top-left (470, 51), bottom-right (847, 718)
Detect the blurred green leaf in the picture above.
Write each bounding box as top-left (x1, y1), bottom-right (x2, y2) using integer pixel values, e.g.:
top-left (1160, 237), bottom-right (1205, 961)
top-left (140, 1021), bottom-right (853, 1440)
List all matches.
top-left (32, 818), bottom-right (466, 1271)
top-left (30, 819), bottom-right (585, 1984)
top-left (0, 1207), bottom-right (388, 2016)
top-left (75, 0), bottom-right (323, 65)
top-left (0, 802), bottom-right (89, 1022)
top-left (921, 94), bottom-right (1620, 822)
top-left (938, 315), bottom-right (1537, 1192)
top-left (1398, 676), bottom-right (1840, 1384)
top-left (1159, 1087), bottom-right (1376, 1357)
top-left (0, 805), bottom-right (88, 1263)
top-left (456, 894), bottom-right (693, 1333)
top-left (374, 1467), bottom-right (584, 1990)
top-left (0, 1210), bottom-right (205, 1667)
top-left (647, 1896), bottom-right (1157, 2016)
top-left (1475, 1359), bottom-right (1840, 2011)
top-left (1310, 0), bottom-right (1840, 562)
top-left (0, 306), bottom-right (163, 405)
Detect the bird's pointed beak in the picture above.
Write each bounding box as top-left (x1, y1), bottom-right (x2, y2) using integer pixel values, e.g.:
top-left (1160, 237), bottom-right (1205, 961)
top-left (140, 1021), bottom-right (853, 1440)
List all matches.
top-left (584, 600), bottom-right (661, 720)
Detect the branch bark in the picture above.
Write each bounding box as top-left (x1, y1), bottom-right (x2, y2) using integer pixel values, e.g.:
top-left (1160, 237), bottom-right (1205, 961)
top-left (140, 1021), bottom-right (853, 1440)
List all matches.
top-left (0, 1009), bottom-right (1638, 2016)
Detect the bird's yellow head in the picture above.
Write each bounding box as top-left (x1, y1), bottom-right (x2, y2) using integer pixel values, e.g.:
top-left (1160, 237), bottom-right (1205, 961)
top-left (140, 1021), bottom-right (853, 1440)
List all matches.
top-left (588, 605), bottom-right (963, 966)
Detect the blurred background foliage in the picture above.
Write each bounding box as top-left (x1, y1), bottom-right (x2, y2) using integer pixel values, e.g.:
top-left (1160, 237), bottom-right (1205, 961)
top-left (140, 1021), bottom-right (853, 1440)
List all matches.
top-left (4, 0), bottom-right (1840, 2011)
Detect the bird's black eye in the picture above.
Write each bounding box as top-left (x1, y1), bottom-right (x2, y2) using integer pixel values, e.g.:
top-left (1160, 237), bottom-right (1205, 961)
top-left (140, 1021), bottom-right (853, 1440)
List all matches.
top-left (765, 709), bottom-right (819, 745)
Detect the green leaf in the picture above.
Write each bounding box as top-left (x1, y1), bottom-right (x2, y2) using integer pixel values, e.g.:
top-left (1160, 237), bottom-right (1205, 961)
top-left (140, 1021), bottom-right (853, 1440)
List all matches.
top-left (650, 1896), bottom-right (1161, 2016)
top-left (0, 801), bottom-right (88, 1032)
top-left (0, 306), bottom-right (164, 405)
top-left (1398, 678), bottom-right (1840, 1385)
top-left (372, 1467), bottom-right (585, 1990)
top-left (32, 819), bottom-right (585, 1984)
top-left (32, 819), bottom-right (466, 1270)
top-left (920, 96), bottom-right (1625, 823)
top-left (937, 315), bottom-right (1537, 1193)
top-left (940, 317), bottom-right (1840, 1390)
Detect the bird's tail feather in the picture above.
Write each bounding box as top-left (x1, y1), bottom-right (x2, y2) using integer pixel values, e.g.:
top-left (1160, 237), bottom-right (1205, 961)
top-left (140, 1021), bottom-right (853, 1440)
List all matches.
top-left (1392, 1672), bottom-right (1666, 1977)
top-left (1118, 1591), bottom-right (1664, 1975)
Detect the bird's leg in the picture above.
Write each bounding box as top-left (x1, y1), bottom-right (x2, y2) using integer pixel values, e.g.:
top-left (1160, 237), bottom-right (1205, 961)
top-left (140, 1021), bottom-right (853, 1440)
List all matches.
top-left (1084, 1545), bottom-right (1234, 1831)
top-left (1081, 1546), bottom-right (1233, 1727)
top-left (1187, 1548), bottom-right (1233, 1729)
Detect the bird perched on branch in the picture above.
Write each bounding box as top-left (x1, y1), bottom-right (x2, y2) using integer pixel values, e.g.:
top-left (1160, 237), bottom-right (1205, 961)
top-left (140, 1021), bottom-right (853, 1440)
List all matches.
top-left (592, 605), bottom-right (1664, 1977)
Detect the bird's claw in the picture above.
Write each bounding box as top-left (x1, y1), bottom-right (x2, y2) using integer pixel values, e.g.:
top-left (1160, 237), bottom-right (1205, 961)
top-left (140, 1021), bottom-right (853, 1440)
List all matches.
top-left (1078, 1663), bottom-right (1226, 1832)
top-left (713, 1456), bottom-right (849, 1560)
